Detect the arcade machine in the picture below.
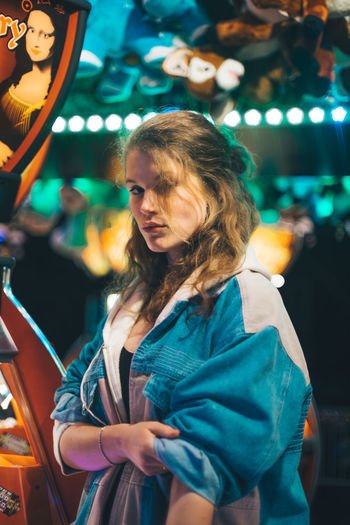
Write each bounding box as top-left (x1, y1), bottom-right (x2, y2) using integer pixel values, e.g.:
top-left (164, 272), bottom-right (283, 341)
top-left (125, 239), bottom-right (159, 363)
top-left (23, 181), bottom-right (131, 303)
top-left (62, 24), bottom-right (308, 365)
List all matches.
top-left (0, 1), bottom-right (90, 522)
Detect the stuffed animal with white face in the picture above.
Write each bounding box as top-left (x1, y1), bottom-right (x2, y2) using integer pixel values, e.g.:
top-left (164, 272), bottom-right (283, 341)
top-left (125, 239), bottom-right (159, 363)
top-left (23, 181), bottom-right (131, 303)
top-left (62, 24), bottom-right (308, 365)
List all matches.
top-left (162, 46), bottom-right (245, 101)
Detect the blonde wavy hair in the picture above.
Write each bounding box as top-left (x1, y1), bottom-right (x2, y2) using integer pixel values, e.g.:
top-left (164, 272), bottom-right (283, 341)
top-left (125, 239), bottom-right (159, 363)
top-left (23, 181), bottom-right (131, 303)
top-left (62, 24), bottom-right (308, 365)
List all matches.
top-left (115, 110), bottom-right (260, 321)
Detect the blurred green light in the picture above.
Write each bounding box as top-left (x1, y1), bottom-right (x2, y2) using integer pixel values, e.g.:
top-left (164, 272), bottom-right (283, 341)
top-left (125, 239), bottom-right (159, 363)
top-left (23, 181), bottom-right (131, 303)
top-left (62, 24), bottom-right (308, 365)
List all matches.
top-left (30, 179), bottom-right (63, 216)
top-left (342, 176), bottom-right (350, 194)
top-left (260, 209), bottom-right (280, 224)
top-left (316, 194), bottom-right (334, 218)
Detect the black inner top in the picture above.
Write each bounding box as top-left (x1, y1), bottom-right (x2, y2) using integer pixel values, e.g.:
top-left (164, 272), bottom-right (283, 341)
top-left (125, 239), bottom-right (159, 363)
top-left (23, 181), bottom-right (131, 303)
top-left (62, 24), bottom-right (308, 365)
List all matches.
top-left (119, 346), bottom-right (133, 421)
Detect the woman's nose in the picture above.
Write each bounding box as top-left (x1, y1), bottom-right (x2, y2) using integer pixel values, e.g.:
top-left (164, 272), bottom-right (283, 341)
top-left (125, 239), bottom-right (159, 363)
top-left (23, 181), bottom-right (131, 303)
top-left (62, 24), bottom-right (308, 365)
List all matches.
top-left (140, 191), bottom-right (157, 215)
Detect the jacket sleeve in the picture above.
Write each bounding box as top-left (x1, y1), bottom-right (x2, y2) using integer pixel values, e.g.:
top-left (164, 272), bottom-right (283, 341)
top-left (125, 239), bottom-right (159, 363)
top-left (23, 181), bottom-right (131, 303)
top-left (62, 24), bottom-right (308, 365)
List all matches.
top-left (154, 325), bottom-right (311, 506)
top-left (51, 317), bottom-right (106, 473)
top-left (51, 317), bottom-right (106, 423)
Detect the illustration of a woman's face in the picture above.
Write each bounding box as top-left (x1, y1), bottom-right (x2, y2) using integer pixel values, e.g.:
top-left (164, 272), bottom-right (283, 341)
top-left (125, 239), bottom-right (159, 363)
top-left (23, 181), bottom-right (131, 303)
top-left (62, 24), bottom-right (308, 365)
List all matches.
top-left (26, 10), bottom-right (55, 63)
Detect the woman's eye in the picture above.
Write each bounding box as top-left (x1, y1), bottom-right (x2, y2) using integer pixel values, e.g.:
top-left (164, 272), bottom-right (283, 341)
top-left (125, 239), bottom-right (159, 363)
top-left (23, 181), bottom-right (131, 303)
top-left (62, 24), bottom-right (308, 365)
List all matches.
top-left (129, 186), bottom-right (144, 195)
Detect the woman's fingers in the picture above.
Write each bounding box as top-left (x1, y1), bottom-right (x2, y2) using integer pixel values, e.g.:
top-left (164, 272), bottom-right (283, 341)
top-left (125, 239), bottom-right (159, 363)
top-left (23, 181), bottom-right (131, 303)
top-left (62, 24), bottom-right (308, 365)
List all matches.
top-left (147, 421), bottom-right (180, 438)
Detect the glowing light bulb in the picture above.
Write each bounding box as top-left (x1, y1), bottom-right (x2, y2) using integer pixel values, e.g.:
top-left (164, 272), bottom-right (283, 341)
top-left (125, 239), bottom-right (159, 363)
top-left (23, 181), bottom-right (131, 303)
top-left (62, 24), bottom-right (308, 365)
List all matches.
top-left (308, 107), bottom-right (325, 124)
top-left (331, 106), bottom-right (347, 122)
top-left (86, 115), bottom-right (104, 132)
top-left (223, 110), bottom-right (241, 127)
top-left (286, 107), bottom-right (304, 125)
top-left (124, 113), bottom-right (142, 130)
top-left (142, 112), bottom-right (158, 122)
top-left (265, 108), bottom-right (283, 126)
top-left (68, 115), bottom-right (85, 132)
top-left (244, 109), bottom-right (262, 126)
top-left (52, 116), bottom-right (66, 133)
top-left (105, 114), bottom-right (123, 131)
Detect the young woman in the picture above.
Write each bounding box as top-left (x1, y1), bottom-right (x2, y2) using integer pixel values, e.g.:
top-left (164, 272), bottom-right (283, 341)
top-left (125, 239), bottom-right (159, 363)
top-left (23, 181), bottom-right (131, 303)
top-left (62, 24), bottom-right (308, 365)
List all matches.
top-left (0, 5), bottom-right (67, 168)
top-left (52, 111), bottom-right (312, 525)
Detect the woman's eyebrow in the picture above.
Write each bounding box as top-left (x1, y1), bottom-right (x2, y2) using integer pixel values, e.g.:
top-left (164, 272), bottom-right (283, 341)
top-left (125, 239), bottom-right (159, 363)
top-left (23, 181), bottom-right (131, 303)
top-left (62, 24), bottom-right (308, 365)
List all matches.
top-left (125, 178), bottom-right (137, 184)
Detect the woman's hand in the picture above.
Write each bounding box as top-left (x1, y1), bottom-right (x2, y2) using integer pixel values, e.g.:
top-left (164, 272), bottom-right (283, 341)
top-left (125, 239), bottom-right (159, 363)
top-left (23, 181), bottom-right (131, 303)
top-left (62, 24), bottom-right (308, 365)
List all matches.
top-left (106, 421), bottom-right (180, 476)
top-left (59, 421), bottom-right (179, 474)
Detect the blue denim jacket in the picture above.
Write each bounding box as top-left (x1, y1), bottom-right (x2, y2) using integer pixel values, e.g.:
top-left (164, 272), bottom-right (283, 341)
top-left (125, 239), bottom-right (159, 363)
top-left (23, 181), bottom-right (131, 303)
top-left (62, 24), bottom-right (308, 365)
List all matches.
top-left (52, 247), bottom-right (311, 524)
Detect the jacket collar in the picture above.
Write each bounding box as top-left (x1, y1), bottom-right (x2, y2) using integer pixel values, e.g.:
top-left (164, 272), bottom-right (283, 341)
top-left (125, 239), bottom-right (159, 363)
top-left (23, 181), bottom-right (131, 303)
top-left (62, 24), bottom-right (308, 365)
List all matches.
top-left (104, 244), bottom-right (270, 342)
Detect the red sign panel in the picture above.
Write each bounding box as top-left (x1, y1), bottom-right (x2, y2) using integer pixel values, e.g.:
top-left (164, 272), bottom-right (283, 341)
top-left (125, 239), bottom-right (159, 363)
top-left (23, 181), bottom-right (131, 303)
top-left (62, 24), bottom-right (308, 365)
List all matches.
top-left (0, 0), bottom-right (90, 219)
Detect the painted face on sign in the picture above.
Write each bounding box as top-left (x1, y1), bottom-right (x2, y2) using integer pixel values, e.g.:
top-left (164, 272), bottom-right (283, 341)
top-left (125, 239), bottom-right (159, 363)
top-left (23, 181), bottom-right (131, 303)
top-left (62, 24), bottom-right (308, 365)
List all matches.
top-left (25, 10), bottom-right (55, 63)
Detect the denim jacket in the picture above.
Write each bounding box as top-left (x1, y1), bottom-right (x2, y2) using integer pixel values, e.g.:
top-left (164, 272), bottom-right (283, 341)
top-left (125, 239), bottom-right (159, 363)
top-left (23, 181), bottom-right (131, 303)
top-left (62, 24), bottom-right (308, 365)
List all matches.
top-left (51, 246), bottom-right (311, 524)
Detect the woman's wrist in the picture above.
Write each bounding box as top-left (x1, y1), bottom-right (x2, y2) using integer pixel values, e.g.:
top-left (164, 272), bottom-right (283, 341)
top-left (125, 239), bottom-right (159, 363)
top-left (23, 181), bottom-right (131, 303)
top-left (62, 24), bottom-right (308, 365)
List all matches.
top-left (98, 423), bottom-right (129, 465)
top-left (98, 426), bottom-right (118, 465)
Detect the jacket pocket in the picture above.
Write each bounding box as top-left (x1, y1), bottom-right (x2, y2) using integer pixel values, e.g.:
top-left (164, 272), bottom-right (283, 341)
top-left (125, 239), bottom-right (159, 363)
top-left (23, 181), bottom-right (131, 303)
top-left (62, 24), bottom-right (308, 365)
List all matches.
top-left (142, 343), bottom-right (205, 415)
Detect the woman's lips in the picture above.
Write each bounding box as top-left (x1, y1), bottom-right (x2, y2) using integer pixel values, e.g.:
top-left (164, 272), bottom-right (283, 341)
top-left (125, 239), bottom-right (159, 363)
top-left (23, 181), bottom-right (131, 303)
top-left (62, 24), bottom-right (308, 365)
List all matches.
top-left (31, 48), bottom-right (41, 54)
top-left (142, 224), bottom-right (166, 233)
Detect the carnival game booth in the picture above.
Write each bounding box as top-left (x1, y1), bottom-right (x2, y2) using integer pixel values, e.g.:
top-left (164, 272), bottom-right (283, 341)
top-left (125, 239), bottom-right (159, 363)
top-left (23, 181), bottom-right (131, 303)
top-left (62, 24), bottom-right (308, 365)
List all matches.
top-left (0, 0), bottom-right (90, 522)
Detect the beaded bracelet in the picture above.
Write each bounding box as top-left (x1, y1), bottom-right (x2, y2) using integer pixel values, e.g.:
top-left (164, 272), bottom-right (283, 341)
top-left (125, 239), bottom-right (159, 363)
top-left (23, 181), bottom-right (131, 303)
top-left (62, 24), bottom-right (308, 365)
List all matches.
top-left (98, 426), bottom-right (117, 466)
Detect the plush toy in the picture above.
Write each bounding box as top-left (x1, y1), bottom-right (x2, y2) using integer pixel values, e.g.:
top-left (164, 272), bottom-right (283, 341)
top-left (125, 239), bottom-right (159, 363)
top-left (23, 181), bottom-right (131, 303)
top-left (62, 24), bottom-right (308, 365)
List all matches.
top-left (163, 0), bottom-right (350, 107)
top-left (140, 0), bottom-right (211, 45)
top-left (78, 0), bottom-right (215, 102)
top-left (162, 45), bottom-right (245, 102)
top-left (327, 16), bottom-right (350, 98)
top-left (206, 0), bottom-right (350, 96)
top-left (78, 0), bottom-right (179, 101)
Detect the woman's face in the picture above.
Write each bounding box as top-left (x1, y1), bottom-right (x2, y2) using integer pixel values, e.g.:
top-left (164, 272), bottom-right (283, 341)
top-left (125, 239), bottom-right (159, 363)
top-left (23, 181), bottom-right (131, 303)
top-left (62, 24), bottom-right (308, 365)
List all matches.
top-left (26, 10), bottom-right (55, 63)
top-left (126, 149), bottom-right (207, 264)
